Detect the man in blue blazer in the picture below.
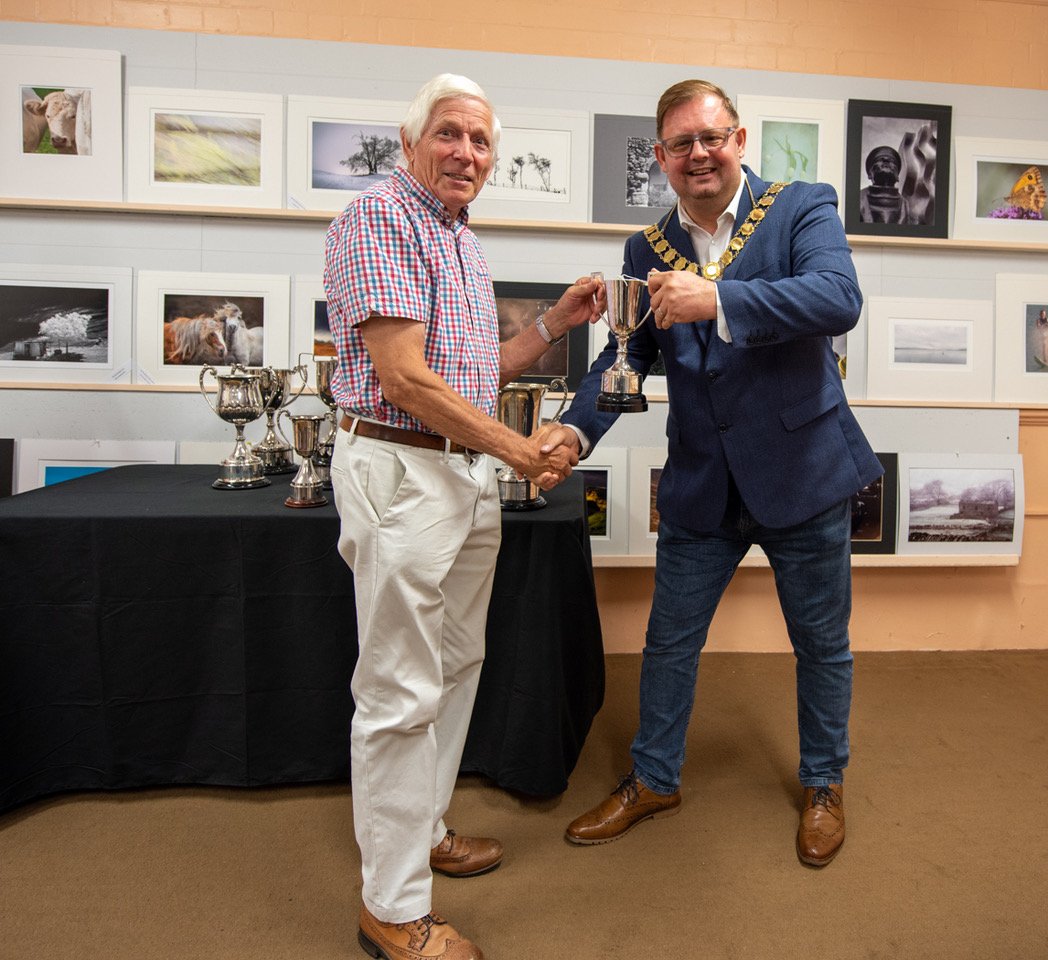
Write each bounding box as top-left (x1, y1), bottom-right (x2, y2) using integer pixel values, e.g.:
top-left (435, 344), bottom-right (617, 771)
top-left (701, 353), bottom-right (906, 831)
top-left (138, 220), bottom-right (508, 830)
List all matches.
top-left (556, 79), bottom-right (882, 867)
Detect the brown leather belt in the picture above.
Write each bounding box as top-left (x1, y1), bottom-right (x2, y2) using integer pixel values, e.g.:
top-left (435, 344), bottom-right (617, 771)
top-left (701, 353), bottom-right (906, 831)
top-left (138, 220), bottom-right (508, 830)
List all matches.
top-left (340, 415), bottom-right (472, 454)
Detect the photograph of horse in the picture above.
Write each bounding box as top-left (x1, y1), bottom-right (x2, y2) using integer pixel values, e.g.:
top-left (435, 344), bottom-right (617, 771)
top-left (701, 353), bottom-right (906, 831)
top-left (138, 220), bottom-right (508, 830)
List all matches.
top-left (161, 295), bottom-right (264, 366)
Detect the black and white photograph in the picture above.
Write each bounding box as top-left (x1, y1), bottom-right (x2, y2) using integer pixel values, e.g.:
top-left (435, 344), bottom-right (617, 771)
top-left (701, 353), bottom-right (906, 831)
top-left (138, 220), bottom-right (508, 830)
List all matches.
top-left (0, 282), bottom-right (110, 366)
top-left (850, 452), bottom-right (898, 555)
top-left (592, 113), bottom-right (677, 225)
top-left (493, 281), bottom-right (589, 389)
top-left (891, 318), bottom-right (969, 366)
top-left (483, 128), bottom-right (570, 197)
top-left (160, 294), bottom-right (265, 366)
top-left (845, 99), bottom-right (952, 238)
top-left (898, 453), bottom-right (1025, 556)
top-left (310, 119), bottom-right (401, 192)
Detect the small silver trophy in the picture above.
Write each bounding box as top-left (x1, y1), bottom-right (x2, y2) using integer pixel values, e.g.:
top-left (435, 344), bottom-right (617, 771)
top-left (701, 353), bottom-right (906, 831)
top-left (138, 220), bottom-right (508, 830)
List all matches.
top-left (596, 275), bottom-right (653, 413)
top-left (279, 411), bottom-right (329, 508)
top-left (495, 378), bottom-right (568, 510)
top-left (231, 363), bottom-right (308, 475)
top-left (313, 357), bottom-right (339, 488)
top-left (199, 365), bottom-right (272, 489)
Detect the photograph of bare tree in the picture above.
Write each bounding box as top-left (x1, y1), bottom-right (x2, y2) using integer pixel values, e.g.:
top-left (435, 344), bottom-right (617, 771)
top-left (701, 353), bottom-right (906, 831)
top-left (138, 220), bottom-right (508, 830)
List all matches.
top-left (310, 119), bottom-right (401, 192)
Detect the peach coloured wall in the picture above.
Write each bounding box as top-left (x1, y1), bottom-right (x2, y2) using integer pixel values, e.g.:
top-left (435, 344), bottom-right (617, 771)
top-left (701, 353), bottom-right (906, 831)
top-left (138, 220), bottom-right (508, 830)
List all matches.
top-left (2, 0), bottom-right (1048, 90)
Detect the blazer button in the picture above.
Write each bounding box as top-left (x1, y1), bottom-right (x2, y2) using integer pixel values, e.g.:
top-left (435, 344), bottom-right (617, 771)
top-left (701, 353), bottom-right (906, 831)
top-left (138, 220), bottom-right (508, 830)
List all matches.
top-left (707, 370), bottom-right (719, 381)
top-left (718, 423), bottom-right (730, 433)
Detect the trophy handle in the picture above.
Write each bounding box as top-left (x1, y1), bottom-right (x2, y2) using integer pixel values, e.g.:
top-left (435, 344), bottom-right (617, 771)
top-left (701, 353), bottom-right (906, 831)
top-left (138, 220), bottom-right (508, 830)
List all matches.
top-left (276, 406), bottom-right (294, 448)
top-left (287, 362), bottom-right (309, 406)
top-left (548, 377), bottom-right (569, 423)
top-left (260, 366), bottom-right (279, 414)
top-left (198, 365), bottom-right (219, 414)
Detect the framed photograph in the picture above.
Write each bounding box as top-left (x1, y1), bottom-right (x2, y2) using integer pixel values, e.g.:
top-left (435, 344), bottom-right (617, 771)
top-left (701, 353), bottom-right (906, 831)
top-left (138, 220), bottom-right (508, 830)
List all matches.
top-left (837, 305), bottom-right (867, 400)
top-left (0, 437), bottom-right (13, 498)
top-left (953, 137), bottom-right (1047, 242)
top-left (851, 452), bottom-right (898, 555)
top-left (845, 99), bottom-right (952, 238)
top-left (291, 276), bottom-right (335, 368)
top-left (0, 44), bottom-right (122, 201)
top-left (897, 453), bottom-right (1024, 556)
top-left (467, 107), bottom-right (589, 222)
top-left (15, 439), bottom-right (176, 494)
top-left (135, 271), bottom-right (291, 386)
top-left (493, 281), bottom-right (589, 390)
top-left (865, 297), bottom-right (993, 402)
top-left (591, 114), bottom-right (676, 225)
top-left (736, 95), bottom-right (845, 201)
top-left (627, 446), bottom-right (667, 556)
top-left (993, 273), bottom-right (1048, 404)
top-left (0, 263), bottom-right (133, 384)
top-left (127, 87), bottom-right (284, 209)
top-left (286, 95), bottom-right (408, 212)
top-left (578, 447), bottom-right (629, 556)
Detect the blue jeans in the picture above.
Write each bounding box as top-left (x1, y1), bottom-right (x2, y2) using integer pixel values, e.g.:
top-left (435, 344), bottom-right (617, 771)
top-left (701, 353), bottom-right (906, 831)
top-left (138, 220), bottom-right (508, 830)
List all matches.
top-left (632, 495), bottom-right (853, 793)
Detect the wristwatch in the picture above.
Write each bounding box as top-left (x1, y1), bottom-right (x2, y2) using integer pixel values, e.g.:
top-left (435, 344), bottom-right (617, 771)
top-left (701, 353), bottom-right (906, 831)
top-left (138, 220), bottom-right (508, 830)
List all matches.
top-left (535, 313), bottom-right (564, 346)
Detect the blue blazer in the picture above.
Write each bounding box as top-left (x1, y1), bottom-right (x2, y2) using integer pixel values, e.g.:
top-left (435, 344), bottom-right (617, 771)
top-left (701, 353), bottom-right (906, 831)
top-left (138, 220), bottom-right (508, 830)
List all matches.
top-left (563, 168), bottom-right (882, 532)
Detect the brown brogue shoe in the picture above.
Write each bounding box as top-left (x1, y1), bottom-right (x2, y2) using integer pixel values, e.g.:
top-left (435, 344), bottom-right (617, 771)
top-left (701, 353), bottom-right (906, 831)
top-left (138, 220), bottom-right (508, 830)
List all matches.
top-left (358, 905), bottom-right (484, 959)
top-left (565, 771), bottom-right (682, 845)
top-left (429, 830), bottom-right (503, 878)
top-left (797, 783), bottom-right (845, 867)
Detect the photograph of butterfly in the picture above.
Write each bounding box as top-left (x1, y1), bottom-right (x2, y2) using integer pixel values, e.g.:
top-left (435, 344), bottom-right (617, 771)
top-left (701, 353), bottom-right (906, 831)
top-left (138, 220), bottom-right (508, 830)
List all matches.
top-left (955, 138), bottom-right (1048, 241)
top-left (976, 162), bottom-right (1046, 220)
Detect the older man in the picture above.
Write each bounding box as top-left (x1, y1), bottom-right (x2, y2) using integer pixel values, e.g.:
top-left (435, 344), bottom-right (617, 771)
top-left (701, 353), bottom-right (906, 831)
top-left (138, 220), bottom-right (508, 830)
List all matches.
top-left (323, 74), bottom-right (600, 960)
top-left (559, 79), bottom-right (881, 868)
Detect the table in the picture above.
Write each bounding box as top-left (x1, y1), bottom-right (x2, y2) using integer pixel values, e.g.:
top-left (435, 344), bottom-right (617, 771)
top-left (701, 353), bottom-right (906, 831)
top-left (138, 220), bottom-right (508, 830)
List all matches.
top-left (0, 464), bottom-right (604, 814)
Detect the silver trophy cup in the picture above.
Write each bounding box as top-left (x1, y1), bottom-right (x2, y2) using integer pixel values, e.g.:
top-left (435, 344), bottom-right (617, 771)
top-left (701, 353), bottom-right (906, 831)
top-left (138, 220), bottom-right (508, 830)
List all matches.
top-left (279, 410), bottom-right (329, 508)
top-left (596, 275), bottom-right (653, 413)
top-left (231, 363), bottom-right (308, 475)
top-left (496, 378), bottom-right (568, 510)
top-left (313, 357), bottom-right (339, 489)
top-left (199, 365), bottom-right (272, 489)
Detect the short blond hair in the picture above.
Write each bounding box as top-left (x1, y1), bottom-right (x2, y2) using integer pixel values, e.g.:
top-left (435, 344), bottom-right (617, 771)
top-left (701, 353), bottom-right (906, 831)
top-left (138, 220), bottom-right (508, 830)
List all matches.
top-left (656, 80), bottom-right (739, 137)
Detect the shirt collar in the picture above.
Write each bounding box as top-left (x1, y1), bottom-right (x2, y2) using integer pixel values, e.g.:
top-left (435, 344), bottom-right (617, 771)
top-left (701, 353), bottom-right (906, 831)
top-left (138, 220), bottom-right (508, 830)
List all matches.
top-left (392, 166), bottom-right (471, 228)
top-left (676, 173), bottom-right (749, 237)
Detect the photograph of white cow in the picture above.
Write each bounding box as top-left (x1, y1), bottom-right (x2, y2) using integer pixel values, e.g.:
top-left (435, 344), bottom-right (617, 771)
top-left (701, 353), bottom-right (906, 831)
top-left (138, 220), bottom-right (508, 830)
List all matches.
top-left (21, 85), bottom-right (92, 155)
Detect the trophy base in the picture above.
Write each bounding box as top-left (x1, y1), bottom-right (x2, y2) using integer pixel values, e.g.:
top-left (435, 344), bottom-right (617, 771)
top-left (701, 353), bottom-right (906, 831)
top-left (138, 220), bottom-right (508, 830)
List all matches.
top-left (212, 476), bottom-right (271, 490)
top-left (500, 496), bottom-right (546, 511)
top-left (596, 392), bottom-right (648, 413)
top-left (257, 447), bottom-right (297, 475)
top-left (285, 493), bottom-right (328, 508)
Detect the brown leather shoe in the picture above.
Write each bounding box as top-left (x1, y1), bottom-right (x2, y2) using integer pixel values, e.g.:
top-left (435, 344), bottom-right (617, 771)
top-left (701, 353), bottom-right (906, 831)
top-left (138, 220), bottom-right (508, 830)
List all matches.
top-left (565, 771), bottom-right (682, 845)
top-left (797, 783), bottom-right (845, 867)
top-left (429, 830), bottom-right (503, 878)
top-left (358, 905), bottom-right (484, 959)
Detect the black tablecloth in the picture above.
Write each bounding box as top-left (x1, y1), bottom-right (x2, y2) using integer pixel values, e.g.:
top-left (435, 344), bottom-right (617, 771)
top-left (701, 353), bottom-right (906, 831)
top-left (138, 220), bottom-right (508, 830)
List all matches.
top-left (0, 464), bottom-right (604, 813)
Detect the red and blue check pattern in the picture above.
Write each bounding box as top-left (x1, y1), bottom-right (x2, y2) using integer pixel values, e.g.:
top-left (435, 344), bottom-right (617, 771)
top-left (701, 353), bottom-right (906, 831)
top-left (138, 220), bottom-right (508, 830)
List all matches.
top-left (323, 167), bottom-right (501, 431)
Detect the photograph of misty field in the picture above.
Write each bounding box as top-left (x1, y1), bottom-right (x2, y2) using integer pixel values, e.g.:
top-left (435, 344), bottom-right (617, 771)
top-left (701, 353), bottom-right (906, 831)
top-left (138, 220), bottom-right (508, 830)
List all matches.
top-left (153, 111), bottom-right (262, 186)
top-left (906, 466), bottom-right (1015, 543)
top-left (0, 284), bottom-right (109, 365)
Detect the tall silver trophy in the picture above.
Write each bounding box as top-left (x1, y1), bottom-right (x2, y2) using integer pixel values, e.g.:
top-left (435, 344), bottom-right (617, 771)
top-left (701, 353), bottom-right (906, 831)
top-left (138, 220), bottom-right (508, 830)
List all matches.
top-left (495, 378), bottom-right (568, 510)
top-left (231, 363), bottom-right (308, 475)
top-left (199, 365), bottom-right (272, 489)
top-left (278, 411), bottom-right (328, 508)
top-left (313, 357), bottom-right (339, 488)
top-left (596, 275), bottom-right (653, 413)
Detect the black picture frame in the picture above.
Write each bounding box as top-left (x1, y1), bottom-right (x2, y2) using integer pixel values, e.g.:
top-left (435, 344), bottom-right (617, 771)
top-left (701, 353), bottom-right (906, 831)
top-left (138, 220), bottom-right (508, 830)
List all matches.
top-left (851, 452), bottom-right (899, 554)
top-left (591, 114), bottom-right (676, 225)
top-left (493, 281), bottom-right (590, 390)
top-left (845, 99), bottom-right (952, 239)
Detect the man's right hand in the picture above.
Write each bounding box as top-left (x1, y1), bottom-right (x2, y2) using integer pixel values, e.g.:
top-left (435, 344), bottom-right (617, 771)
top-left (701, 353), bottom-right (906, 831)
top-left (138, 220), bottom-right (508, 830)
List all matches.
top-left (515, 423), bottom-right (581, 489)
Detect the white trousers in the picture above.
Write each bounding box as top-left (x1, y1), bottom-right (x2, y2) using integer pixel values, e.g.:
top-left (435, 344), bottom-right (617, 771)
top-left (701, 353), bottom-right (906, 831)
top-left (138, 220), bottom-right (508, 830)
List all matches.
top-left (330, 426), bottom-right (501, 923)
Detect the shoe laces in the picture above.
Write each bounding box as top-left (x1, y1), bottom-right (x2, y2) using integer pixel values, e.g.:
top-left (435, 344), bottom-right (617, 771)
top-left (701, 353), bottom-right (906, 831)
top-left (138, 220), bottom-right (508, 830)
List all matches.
top-left (809, 786), bottom-right (841, 809)
top-left (613, 771), bottom-right (641, 803)
top-left (400, 913), bottom-right (445, 950)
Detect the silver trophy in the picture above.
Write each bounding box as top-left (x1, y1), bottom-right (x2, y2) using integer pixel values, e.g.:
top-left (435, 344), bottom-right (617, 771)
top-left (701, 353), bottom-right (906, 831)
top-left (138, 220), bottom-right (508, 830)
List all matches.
top-left (495, 378), bottom-right (568, 510)
top-left (313, 357), bottom-right (339, 488)
top-left (279, 411), bottom-right (329, 508)
top-left (231, 363), bottom-right (308, 475)
top-left (596, 275), bottom-right (653, 413)
top-left (199, 365), bottom-right (272, 489)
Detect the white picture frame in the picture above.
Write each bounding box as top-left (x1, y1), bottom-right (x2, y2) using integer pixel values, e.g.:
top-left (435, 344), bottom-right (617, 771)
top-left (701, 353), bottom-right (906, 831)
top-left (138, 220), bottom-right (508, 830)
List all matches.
top-left (866, 297), bottom-right (994, 402)
top-left (135, 270), bottom-right (291, 386)
top-left (286, 95), bottom-right (408, 212)
top-left (291, 275), bottom-right (334, 367)
top-left (0, 44), bottom-right (123, 201)
top-left (736, 95), bottom-right (845, 203)
top-left (839, 303), bottom-right (867, 401)
top-left (127, 87), bottom-right (285, 209)
top-left (0, 263), bottom-right (133, 384)
top-left (897, 452), bottom-right (1024, 556)
top-left (15, 438), bottom-right (176, 493)
top-left (993, 273), bottom-right (1048, 404)
top-left (577, 447), bottom-right (629, 557)
top-left (467, 107), bottom-right (590, 222)
top-left (627, 446), bottom-right (667, 556)
top-left (953, 137), bottom-right (1048, 242)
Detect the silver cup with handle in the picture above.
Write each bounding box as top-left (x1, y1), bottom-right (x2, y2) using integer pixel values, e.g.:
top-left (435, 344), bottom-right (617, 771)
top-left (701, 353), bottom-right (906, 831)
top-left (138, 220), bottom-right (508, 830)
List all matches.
top-left (199, 365), bottom-right (272, 489)
top-left (495, 377), bottom-right (568, 510)
top-left (231, 363), bottom-right (308, 475)
top-left (313, 357), bottom-right (339, 488)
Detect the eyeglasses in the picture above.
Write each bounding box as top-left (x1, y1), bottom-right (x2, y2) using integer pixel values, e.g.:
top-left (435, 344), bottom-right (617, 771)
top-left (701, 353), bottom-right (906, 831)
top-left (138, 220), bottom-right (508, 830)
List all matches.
top-left (658, 127), bottom-right (738, 158)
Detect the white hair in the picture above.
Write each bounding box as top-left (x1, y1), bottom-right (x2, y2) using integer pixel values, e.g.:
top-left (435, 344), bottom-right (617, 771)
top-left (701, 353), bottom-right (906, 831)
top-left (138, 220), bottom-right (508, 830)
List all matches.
top-left (400, 73), bottom-right (501, 152)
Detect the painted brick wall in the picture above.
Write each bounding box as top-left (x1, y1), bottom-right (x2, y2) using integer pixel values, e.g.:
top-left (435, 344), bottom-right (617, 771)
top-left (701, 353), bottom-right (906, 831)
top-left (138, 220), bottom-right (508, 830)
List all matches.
top-left (2, 0), bottom-right (1048, 90)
